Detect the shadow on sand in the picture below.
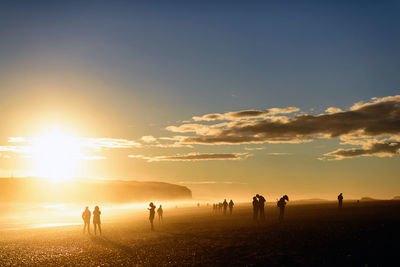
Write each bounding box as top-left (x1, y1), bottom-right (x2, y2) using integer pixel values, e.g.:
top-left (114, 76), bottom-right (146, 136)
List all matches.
top-left (90, 236), bottom-right (135, 255)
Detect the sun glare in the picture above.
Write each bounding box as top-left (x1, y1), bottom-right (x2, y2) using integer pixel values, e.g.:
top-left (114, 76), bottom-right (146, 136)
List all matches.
top-left (32, 128), bottom-right (82, 182)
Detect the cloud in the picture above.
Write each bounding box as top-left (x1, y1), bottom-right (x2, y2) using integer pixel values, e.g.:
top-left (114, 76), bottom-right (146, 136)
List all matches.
top-left (192, 107), bottom-right (299, 121)
top-left (221, 181), bottom-right (248, 185)
top-left (0, 146), bottom-right (31, 153)
top-left (178, 180), bottom-right (248, 185)
top-left (84, 138), bottom-right (141, 149)
top-left (80, 155), bottom-right (107, 160)
top-left (8, 137), bottom-right (26, 143)
top-left (128, 152), bottom-right (251, 162)
top-left (268, 152), bottom-right (291, 156)
top-left (139, 136), bottom-right (194, 148)
top-left (325, 107), bottom-right (343, 114)
top-left (244, 147), bottom-right (265, 151)
top-left (150, 143), bottom-right (194, 148)
top-left (0, 137), bottom-right (141, 161)
top-left (166, 123), bottom-right (226, 136)
top-left (323, 140), bottom-right (400, 160)
top-left (141, 136), bottom-right (157, 143)
top-left (166, 95), bottom-right (400, 146)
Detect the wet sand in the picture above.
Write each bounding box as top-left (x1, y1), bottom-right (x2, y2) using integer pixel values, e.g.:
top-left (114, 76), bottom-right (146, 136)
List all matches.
top-left (0, 201), bottom-right (399, 266)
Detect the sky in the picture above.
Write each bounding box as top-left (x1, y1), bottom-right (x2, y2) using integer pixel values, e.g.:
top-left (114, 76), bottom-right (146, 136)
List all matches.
top-left (0, 1), bottom-right (399, 200)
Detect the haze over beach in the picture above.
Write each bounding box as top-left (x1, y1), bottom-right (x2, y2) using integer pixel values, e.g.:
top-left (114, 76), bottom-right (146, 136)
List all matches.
top-left (0, 1), bottom-right (399, 266)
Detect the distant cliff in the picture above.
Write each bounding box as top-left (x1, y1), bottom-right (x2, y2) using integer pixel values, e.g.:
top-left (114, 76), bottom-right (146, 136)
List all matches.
top-left (0, 178), bottom-right (192, 203)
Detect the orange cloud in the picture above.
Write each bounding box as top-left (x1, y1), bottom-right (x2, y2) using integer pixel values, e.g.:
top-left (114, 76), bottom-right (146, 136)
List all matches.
top-left (128, 152), bottom-right (251, 162)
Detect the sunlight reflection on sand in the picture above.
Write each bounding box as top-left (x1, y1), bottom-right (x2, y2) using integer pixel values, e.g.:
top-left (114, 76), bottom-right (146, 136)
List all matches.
top-left (0, 200), bottom-right (204, 230)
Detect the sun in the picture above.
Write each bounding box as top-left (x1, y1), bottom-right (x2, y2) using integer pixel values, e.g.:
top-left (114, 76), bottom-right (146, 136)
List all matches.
top-left (32, 127), bottom-right (82, 182)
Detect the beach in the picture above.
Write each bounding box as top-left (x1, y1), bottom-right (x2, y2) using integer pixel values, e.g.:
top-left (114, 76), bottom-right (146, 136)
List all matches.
top-left (0, 201), bottom-right (399, 266)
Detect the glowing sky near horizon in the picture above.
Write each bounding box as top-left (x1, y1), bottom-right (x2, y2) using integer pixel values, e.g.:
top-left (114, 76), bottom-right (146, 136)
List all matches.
top-left (0, 1), bottom-right (399, 200)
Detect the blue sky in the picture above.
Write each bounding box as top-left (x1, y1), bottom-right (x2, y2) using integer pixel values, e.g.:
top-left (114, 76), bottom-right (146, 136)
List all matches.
top-left (2, 1), bottom-right (399, 117)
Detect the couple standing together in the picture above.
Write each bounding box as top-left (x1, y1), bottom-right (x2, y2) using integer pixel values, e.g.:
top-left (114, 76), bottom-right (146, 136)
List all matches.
top-left (82, 206), bottom-right (102, 235)
top-left (252, 194), bottom-right (266, 221)
top-left (148, 202), bottom-right (163, 230)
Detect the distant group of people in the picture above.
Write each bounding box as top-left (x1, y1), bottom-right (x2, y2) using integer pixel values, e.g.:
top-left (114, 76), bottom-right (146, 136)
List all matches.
top-left (82, 206), bottom-right (102, 235)
top-left (82, 193), bottom-right (346, 234)
top-left (213, 199), bottom-right (234, 215)
top-left (148, 202), bottom-right (163, 230)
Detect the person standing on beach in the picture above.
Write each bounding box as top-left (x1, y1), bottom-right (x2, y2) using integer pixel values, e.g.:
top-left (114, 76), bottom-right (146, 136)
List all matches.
top-left (148, 202), bottom-right (156, 230)
top-left (82, 206), bottom-right (91, 234)
top-left (228, 200), bottom-right (234, 215)
top-left (93, 206), bottom-right (102, 235)
top-left (277, 195), bottom-right (289, 222)
top-left (157, 205), bottom-right (163, 223)
top-left (222, 199), bottom-right (228, 215)
top-left (257, 194), bottom-right (266, 221)
top-left (338, 193), bottom-right (343, 209)
top-left (252, 196), bottom-right (259, 221)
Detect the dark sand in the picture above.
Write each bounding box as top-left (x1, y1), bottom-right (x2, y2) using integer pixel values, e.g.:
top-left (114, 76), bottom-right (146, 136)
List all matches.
top-left (0, 201), bottom-right (399, 266)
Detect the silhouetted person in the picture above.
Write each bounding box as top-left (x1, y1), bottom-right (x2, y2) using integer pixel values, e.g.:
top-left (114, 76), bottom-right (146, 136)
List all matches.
top-left (338, 193), bottom-right (343, 209)
top-left (148, 202), bottom-right (156, 230)
top-left (256, 194), bottom-right (266, 221)
top-left (93, 206), bottom-right (102, 235)
top-left (218, 202), bottom-right (223, 211)
top-left (277, 195), bottom-right (289, 222)
top-left (82, 206), bottom-right (91, 234)
top-left (222, 199), bottom-right (228, 215)
top-left (252, 196), bottom-right (259, 221)
top-left (157, 205), bottom-right (163, 223)
top-left (228, 200), bottom-right (234, 215)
